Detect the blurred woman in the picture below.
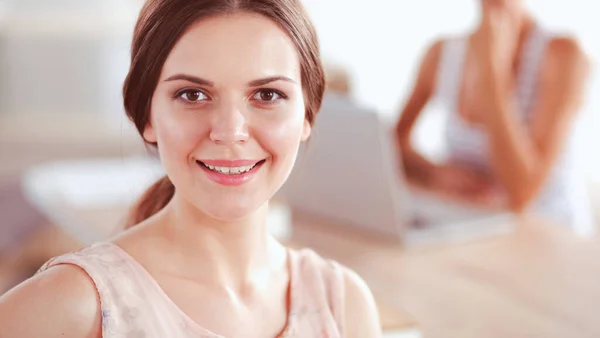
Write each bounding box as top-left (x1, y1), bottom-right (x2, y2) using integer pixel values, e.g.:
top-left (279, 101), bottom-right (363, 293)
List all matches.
top-left (395, 0), bottom-right (593, 234)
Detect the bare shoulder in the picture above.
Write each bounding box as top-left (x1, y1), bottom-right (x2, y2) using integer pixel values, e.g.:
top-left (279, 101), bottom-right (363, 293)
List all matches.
top-left (543, 35), bottom-right (590, 76)
top-left (420, 38), bottom-right (445, 75)
top-left (424, 38), bottom-right (445, 60)
top-left (548, 35), bottom-right (587, 58)
top-left (0, 264), bottom-right (102, 338)
top-left (532, 34), bottom-right (592, 123)
top-left (341, 266), bottom-right (382, 338)
top-left (404, 37), bottom-right (446, 100)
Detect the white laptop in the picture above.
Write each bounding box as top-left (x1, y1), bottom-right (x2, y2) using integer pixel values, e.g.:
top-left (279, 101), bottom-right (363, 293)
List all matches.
top-left (281, 95), bottom-right (515, 247)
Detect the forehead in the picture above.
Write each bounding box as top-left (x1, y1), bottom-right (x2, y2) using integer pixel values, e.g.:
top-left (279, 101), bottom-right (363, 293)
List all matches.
top-left (161, 12), bottom-right (301, 83)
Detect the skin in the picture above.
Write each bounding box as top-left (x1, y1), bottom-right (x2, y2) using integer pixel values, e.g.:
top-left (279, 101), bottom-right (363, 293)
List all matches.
top-left (395, 0), bottom-right (590, 211)
top-left (0, 13), bottom-right (381, 338)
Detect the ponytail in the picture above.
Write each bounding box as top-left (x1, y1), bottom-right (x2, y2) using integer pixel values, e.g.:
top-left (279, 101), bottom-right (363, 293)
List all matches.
top-left (125, 175), bottom-right (175, 229)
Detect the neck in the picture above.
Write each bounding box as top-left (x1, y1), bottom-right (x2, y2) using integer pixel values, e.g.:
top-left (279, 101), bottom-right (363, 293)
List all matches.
top-left (155, 194), bottom-right (286, 290)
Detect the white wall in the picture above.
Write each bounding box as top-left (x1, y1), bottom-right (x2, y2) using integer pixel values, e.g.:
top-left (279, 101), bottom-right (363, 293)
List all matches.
top-left (0, 0), bottom-right (139, 132)
top-left (303, 0), bottom-right (600, 178)
top-left (1, 0), bottom-right (597, 177)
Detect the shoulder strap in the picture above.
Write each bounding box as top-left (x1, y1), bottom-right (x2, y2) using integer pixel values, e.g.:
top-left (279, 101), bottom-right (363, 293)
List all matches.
top-left (434, 37), bottom-right (468, 107)
top-left (289, 248), bottom-right (345, 337)
top-left (36, 243), bottom-right (160, 337)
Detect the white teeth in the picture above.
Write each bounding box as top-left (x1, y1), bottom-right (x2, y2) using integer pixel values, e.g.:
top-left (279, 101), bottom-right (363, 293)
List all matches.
top-left (201, 163), bottom-right (258, 175)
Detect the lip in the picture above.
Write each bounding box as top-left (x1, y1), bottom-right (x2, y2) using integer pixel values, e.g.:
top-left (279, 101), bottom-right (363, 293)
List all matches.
top-left (196, 159), bottom-right (265, 186)
top-left (199, 159), bottom-right (263, 167)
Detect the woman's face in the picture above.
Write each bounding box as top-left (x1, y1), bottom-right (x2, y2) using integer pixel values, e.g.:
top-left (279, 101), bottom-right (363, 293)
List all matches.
top-left (145, 12), bottom-right (310, 221)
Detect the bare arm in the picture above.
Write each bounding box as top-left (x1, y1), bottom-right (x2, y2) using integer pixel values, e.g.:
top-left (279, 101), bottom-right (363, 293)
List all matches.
top-left (395, 40), bottom-right (496, 202)
top-left (0, 265), bottom-right (102, 338)
top-left (395, 39), bottom-right (443, 186)
top-left (481, 37), bottom-right (590, 211)
top-left (342, 267), bottom-right (382, 338)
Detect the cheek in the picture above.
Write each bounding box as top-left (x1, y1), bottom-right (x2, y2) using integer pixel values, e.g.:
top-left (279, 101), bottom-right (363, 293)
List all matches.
top-left (258, 101), bottom-right (306, 157)
top-left (266, 120), bottom-right (304, 155)
top-left (255, 114), bottom-right (306, 182)
top-left (151, 98), bottom-right (206, 164)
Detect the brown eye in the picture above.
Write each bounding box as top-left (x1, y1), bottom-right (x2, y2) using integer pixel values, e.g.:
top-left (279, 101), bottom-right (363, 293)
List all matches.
top-left (260, 91), bottom-right (274, 101)
top-left (179, 90), bottom-right (207, 102)
top-left (253, 89), bottom-right (283, 102)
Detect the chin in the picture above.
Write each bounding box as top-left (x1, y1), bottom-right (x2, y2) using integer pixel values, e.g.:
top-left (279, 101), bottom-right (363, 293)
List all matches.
top-left (195, 195), bottom-right (267, 222)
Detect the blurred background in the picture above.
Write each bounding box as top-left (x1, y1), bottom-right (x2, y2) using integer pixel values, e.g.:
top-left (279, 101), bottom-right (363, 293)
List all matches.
top-left (0, 1), bottom-right (599, 336)
top-left (304, 0), bottom-right (600, 181)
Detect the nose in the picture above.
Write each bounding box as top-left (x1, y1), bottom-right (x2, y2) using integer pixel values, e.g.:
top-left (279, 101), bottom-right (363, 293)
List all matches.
top-left (209, 102), bottom-right (250, 144)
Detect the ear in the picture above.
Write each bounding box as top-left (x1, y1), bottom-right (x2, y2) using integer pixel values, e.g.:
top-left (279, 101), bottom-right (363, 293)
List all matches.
top-left (142, 122), bottom-right (157, 143)
top-left (300, 119), bottom-right (312, 142)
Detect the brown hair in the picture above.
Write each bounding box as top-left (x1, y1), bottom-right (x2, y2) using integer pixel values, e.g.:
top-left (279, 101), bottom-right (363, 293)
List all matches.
top-left (123, 0), bottom-right (325, 228)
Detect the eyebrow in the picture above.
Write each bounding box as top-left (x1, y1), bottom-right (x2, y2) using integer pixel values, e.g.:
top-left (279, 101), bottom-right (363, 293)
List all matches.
top-left (164, 74), bottom-right (214, 86)
top-left (247, 76), bottom-right (298, 87)
top-left (163, 74), bottom-right (297, 87)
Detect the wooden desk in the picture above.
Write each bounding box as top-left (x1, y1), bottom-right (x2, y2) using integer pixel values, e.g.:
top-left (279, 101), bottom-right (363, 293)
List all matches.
top-left (290, 213), bottom-right (600, 338)
top-left (21, 164), bottom-right (600, 338)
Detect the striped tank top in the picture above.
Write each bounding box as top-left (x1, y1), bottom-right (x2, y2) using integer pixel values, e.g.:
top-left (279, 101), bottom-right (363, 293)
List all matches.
top-left (433, 24), bottom-right (595, 235)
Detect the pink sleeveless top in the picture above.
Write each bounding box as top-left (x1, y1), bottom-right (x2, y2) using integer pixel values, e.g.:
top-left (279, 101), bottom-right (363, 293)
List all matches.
top-left (37, 242), bottom-right (345, 337)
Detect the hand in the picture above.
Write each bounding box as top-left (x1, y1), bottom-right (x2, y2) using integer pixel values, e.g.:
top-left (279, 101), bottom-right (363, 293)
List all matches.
top-left (472, 7), bottom-right (519, 78)
top-left (431, 163), bottom-right (497, 204)
top-left (467, 7), bottom-right (519, 125)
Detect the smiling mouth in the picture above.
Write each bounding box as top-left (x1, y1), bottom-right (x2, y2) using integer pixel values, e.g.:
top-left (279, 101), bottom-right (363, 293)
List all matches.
top-left (196, 159), bottom-right (266, 175)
